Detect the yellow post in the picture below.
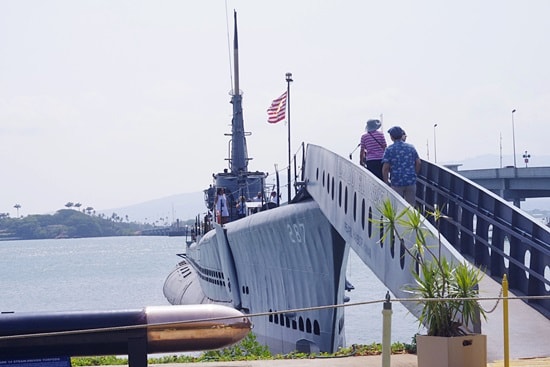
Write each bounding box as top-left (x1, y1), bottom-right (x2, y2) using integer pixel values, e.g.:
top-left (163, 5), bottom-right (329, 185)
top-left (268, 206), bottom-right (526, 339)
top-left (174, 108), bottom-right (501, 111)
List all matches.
top-left (503, 274), bottom-right (509, 367)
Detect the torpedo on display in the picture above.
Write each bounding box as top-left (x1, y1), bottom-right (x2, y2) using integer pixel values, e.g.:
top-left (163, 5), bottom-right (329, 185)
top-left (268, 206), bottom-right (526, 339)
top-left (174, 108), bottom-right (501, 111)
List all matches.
top-left (0, 304), bottom-right (251, 359)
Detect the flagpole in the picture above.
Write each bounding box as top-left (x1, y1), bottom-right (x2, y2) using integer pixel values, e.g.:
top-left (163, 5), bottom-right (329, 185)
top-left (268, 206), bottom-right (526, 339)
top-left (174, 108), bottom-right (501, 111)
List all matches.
top-left (285, 72), bottom-right (293, 203)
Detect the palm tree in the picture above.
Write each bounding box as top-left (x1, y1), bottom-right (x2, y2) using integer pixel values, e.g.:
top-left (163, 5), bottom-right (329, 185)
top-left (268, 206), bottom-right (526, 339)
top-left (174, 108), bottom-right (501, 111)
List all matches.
top-left (13, 204), bottom-right (21, 218)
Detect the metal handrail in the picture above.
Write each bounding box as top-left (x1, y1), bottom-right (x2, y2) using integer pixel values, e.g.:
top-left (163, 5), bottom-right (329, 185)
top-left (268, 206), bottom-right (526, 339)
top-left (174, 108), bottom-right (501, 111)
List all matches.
top-left (416, 159), bottom-right (550, 318)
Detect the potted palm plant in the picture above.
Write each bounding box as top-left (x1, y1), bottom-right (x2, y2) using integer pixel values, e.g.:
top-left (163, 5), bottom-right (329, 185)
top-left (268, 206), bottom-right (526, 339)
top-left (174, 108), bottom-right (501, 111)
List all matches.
top-left (377, 199), bottom-right (487, 367)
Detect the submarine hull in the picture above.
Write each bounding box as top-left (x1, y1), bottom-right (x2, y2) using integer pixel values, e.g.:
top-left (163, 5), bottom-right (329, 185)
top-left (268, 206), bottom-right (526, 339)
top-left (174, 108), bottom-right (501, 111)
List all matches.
top-left (164, 200), bottom-right (350, 354)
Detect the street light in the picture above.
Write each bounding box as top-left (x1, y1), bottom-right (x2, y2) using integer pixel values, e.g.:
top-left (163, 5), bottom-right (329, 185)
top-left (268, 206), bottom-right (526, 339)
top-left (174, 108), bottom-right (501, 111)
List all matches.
top-left (523, 150), bottom-right (531, 168)
top-left (512, 109), bottom-right (517, 167)
top-left (433, 123), bottom-right (438, 163)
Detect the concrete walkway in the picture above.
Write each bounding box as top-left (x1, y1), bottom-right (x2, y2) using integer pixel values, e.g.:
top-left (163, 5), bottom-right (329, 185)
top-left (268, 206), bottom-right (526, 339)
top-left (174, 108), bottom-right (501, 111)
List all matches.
top-left (147, 354), bottom-right (417, 367)
top-left (143, 354), bottom-right (550, 367)
top-left (488, 358), bottom-right (550, 367)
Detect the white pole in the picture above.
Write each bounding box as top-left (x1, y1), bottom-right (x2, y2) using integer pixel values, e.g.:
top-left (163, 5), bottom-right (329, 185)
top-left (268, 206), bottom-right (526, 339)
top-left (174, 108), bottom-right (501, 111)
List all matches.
top-left (512, 109), bottom-right (517, 167)
top-left (500, 132), bottom-right (503, 168)
top-left (382, 292), bottom-right (392, 367)
top-left (433, 123), bottom-right (438, 163)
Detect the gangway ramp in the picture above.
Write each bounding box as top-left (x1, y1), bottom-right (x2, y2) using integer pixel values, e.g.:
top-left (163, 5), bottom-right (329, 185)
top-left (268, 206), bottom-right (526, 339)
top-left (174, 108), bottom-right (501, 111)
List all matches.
top-left (302, 144), bottom-right (550, 360)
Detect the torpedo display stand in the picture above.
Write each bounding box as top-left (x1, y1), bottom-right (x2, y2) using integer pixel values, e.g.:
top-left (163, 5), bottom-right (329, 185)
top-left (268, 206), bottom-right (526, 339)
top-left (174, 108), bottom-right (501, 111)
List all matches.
top-left (0, 339), bottom-right (146, 367)
top-left (1, 353), bottom-right (145, 367)
top-left (128, 335), bottom-right (148, 367)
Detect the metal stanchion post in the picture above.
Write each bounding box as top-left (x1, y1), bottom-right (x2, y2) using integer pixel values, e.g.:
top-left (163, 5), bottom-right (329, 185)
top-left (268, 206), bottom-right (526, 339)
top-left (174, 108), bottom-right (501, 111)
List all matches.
top-left (382, 291), bottom-right (392, 367)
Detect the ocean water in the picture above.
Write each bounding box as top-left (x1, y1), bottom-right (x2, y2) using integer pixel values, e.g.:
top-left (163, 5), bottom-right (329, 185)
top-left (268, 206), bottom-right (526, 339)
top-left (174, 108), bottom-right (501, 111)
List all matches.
top-left (0, 236), bottom-right (420, 348)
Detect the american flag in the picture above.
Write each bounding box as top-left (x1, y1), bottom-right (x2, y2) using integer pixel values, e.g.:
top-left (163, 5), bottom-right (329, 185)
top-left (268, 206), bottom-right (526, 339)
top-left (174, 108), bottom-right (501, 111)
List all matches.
top-left (267, 91), bottom-right (287, 124)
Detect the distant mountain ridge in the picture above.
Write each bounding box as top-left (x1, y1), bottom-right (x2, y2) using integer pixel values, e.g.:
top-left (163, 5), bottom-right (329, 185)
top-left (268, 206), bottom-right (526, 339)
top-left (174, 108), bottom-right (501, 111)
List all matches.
top-left (97, 192), bottom-right (205, 224)
top-left (97, 154), bottom-right (550, 224)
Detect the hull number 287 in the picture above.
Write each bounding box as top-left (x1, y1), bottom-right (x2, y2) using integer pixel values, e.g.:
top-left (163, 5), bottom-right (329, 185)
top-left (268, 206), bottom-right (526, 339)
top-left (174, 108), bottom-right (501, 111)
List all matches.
top-left (287, 223), bottom-right (305, 244)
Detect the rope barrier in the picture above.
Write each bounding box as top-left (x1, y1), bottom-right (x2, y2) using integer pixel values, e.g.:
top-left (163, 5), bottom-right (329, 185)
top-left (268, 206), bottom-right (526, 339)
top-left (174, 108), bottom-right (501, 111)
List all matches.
top-left (481, 287), bottom-right (503, 314)
top-left (2, 293), bottom-right (548, 342)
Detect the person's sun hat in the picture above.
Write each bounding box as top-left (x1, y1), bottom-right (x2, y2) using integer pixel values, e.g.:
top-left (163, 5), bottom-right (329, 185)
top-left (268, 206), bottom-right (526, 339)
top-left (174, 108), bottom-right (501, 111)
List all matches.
top-left (366, 119), bottom-right (382, 132)
top-left (388, 126), bottom-right (405, 139)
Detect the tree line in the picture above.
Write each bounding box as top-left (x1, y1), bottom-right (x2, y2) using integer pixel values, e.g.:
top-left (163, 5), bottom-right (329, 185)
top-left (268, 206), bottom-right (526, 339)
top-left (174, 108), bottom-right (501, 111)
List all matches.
top-left (0, 209), bottom-right (156, 241)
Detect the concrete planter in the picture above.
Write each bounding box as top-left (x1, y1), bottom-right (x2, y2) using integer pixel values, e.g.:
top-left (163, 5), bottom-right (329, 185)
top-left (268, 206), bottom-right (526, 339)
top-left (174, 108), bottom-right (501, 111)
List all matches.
top-left (416, 334), bottom-right (487, 367)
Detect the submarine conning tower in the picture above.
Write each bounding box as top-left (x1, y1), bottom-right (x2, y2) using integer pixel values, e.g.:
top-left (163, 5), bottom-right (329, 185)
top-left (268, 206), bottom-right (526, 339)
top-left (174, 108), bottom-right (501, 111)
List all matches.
top-left (206, 11), bottom-right (267, 222)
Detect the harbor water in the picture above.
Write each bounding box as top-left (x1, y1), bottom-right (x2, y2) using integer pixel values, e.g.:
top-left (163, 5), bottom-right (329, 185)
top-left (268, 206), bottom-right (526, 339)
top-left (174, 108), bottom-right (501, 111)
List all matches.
top-left (0, 236), bottom-right (420, 347)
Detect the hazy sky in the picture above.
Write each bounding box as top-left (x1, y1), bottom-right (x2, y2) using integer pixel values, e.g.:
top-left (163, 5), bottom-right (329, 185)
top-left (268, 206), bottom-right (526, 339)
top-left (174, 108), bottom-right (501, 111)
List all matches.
top-left (1, 1), bottom-right (549, 217)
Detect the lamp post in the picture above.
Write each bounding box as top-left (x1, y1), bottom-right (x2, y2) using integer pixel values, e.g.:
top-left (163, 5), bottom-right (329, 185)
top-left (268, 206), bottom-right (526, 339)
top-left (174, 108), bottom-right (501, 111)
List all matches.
top-left (499, 133), bottom-right (503, 168)
top-left (512, 109), bottom-right (517, 167)
top-left (433, 123), bottom-right (438, 163)
top-left (523, 150), bottom-right (531, 168)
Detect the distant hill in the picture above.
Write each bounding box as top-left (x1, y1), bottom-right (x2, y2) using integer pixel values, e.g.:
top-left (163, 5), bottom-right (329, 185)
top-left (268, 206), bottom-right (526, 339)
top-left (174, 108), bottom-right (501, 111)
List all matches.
top-left (97, 192), bottom-right (205, 224)
top-left (0, 209), bottom-right (151, 240)
top-left (96, 154), bottom-right (550, 225)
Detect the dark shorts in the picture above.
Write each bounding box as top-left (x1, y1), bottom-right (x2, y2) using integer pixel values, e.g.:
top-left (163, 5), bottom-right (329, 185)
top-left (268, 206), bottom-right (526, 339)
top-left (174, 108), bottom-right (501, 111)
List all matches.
top-left (366, 159), bottom-right (384, 181)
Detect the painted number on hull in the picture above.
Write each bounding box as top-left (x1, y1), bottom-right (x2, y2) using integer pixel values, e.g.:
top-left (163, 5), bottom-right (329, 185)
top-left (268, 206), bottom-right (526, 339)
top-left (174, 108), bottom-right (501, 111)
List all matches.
top-left (287, 223), bottom-right (305, 243)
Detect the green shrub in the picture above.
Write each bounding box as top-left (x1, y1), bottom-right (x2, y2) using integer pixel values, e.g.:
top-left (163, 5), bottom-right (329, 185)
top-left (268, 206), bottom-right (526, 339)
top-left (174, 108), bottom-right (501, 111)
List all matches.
top-left (201, 332), bottom-right (272, 361)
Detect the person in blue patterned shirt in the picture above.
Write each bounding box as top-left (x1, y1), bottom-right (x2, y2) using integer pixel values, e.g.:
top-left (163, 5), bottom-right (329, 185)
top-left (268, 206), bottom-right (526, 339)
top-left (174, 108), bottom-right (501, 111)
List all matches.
top-left (381, 126), bottom-right (421, 206)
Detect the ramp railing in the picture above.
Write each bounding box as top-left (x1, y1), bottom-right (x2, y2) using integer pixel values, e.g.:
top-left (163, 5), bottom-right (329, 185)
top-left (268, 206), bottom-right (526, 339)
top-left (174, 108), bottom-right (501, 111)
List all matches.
top-left (416, 160), bottom-right (550, 318)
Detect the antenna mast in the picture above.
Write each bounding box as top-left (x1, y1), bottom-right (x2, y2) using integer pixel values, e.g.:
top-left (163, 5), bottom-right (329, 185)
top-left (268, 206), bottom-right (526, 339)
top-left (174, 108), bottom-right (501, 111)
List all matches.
top-left (229, 11), bottom-right (248, 173)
